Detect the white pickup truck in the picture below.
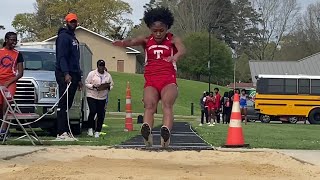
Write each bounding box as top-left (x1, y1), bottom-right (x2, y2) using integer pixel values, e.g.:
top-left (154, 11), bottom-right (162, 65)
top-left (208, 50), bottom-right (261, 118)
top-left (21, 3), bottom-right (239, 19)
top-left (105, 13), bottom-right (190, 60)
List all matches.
top-left (14, 42), bottom-right (92, 135)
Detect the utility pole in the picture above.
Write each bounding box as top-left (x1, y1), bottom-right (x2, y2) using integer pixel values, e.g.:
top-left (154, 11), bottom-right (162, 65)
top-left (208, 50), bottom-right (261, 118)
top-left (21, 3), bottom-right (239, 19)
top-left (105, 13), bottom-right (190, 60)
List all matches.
top-left (208, 26), bottom-right (211, 93)
top-left (208, 24), bottom-right (219, 93)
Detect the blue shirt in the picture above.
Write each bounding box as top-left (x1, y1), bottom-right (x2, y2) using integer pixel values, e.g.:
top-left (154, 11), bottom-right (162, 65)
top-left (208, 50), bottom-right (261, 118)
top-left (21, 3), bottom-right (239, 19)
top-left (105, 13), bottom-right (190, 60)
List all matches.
top-left (240, 95), bottom-right (247, 106)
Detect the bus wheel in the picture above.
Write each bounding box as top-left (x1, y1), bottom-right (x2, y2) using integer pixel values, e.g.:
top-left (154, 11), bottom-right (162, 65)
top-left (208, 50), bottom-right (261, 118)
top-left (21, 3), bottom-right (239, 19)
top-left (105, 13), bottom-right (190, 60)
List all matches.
top-left (260, 114), bottom-right (271, 123)
top-left (288, 117), bottom-right (298, 124)
top-left (308, 108), bottom-right (320, 124)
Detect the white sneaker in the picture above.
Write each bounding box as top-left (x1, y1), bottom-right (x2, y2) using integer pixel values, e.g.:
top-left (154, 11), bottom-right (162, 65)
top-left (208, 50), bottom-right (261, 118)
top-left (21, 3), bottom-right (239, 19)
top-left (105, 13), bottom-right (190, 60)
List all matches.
top-left (55, 132), bottom-right (75, 141)
top-left (209, 124), bottom-right (215, 127)
top-left (87, 128), bottom-right (93, 136)
top-left (94, 132), bottom-right (100, 138)
top-left (206, 122), bottom-right (211, 125)
top-left (199, 123), bottom-right (203, 126)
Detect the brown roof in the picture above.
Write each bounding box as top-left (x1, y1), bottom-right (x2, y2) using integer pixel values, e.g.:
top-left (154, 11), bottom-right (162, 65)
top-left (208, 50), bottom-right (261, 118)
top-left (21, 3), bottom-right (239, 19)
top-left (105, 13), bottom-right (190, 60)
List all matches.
top-left (226, 83), bottom-right (254, 89)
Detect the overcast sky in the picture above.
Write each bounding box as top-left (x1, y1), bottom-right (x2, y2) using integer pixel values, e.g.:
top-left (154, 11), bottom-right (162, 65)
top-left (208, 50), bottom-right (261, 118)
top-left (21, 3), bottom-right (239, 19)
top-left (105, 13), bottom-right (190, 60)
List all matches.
top-left (0, 0), bottom-right (317, 38)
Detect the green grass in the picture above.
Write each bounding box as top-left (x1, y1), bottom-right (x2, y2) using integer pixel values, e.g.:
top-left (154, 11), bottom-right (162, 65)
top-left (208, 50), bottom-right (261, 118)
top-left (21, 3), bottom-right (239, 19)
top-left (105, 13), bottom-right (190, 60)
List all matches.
top-left (107, 72), bottom-right (229, 116)
top-left (191, 121), bottom-right (320, 150)
top-left (5, 115), bottom-right (320, 150)
top-left (4, 115), bottom-right (162, 146)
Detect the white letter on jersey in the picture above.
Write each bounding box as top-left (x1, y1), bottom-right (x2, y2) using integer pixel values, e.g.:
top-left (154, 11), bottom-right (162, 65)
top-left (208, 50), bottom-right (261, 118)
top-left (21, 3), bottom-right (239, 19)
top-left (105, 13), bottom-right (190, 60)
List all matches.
top-left (154, 50), bottom-right (163, 59)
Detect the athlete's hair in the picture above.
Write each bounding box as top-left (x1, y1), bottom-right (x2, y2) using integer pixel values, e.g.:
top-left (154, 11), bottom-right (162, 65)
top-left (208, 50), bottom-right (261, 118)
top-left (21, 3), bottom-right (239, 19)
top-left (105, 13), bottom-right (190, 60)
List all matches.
top-left (143, 7), bottom-right (174, 29)
top-left (2, 32), bottom-right (17, 47)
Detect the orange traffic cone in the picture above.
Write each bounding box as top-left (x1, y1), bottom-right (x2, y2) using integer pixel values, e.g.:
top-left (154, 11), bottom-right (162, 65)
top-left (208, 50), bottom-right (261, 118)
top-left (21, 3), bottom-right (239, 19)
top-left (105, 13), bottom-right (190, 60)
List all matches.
top-left (124, 81), bottom-right (133, 131)
top-left (224, 93), bottom-right (249, 148)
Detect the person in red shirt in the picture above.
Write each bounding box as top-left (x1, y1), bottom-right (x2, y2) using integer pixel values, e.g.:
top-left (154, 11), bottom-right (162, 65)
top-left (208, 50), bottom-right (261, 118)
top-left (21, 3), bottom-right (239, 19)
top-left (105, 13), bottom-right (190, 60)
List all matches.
top-left (214, 88), bottom-right (222, 123)
top-left (113, 7), bottom-right (186, 148)
top-left (205, 92), bottom-right (216, 126)
top-left (0, 32), bottom-right (24, 137)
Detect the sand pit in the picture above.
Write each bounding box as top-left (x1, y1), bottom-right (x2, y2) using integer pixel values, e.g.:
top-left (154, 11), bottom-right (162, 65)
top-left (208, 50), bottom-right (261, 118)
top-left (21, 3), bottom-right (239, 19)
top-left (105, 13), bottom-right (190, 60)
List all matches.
top-left (0, 147), bottom-right (320, 180)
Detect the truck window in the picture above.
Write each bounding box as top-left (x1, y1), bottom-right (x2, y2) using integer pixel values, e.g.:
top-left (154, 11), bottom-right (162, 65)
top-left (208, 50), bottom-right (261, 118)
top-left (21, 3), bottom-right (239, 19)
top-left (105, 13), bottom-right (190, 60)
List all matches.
top-left (21, 51), bottom-right (56, 71)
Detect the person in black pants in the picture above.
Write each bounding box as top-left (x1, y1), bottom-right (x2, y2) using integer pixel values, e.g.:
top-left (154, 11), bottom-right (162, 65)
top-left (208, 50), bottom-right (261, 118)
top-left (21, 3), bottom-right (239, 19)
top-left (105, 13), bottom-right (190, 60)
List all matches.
top-left (199, 91), bottom-right (209, 126)
top-left (55, 13), bottom-right (82, 140)
top-left (85, 60), bottom-right (113, 138)
top-left (222, 90), bottom-right (234, 124)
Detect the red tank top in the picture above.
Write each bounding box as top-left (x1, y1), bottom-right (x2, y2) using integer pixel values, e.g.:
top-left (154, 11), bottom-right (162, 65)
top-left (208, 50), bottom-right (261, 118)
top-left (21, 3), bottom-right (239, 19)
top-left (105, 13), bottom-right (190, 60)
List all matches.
top-left (205, 96), bottom-right (215, 107)
top-left (0, 48), bottom-right (19, 81)
top-left (144, 33), bottom-right (178, 76)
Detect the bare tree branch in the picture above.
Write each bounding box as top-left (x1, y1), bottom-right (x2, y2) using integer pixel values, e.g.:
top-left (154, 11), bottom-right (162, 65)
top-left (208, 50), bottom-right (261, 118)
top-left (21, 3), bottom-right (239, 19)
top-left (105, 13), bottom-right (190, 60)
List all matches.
top-left (251, 0), bottom-right (299, 60)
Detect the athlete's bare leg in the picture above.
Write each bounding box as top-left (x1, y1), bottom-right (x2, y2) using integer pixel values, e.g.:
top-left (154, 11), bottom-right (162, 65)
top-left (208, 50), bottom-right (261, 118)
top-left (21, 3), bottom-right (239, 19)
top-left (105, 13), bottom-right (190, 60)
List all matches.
top-left (0, 104), bottom-right (8, 131)
top-left (160, 84), bottom-right (178, 130)
top-left (243, 108), bottom-right (248, 125)
top-left (159, 84), bottom-right (178, 147)
top-left (143, 87), bottom-right (159, 128)
top-left (141, 87), bottom-right (159, 146)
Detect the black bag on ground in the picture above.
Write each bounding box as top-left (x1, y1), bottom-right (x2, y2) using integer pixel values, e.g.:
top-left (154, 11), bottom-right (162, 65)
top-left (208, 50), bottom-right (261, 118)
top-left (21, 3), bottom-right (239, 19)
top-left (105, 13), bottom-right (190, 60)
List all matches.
top-left (137, 115), bottom-right (143, 124)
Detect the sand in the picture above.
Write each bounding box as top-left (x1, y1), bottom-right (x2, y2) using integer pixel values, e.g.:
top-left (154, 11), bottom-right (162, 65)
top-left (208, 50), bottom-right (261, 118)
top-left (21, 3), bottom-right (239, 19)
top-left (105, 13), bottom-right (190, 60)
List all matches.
top-left (0, 147), bottom-right (319, 180)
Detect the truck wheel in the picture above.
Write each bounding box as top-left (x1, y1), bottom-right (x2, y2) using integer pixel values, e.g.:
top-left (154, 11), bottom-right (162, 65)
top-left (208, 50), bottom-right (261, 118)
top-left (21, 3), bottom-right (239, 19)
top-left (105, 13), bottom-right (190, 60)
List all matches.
top-left (259, 114), bottom-right (271, 123)
top-left (308, 108), bottom-right (320, 124)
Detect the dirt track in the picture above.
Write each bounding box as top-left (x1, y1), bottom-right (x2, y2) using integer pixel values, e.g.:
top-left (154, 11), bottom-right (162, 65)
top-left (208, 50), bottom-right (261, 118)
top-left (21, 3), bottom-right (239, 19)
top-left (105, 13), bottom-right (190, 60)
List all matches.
top-left (0, 147), bottom-right (320, 180)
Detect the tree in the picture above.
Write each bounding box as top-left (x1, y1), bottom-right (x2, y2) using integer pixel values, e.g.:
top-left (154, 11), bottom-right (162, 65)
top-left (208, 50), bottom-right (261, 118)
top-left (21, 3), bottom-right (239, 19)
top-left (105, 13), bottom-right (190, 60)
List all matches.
top-left (140, 0), bottom-right (235, 39)
top-left (12, 0), bottom-right (133, 41)
top-left (275, 2), bottom-right (320, 61)
top-left (178, 32), bottom-right (233, 84)
top-left (250, 0), bottom-right (300, 60)
top-left (231, 0), bottom-right (262, 58)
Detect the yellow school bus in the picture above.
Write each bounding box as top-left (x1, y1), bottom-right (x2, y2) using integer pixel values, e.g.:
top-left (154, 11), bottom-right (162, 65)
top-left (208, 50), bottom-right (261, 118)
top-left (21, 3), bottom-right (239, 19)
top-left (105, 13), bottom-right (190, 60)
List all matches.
top-left (255, 74), bottom-right (320, 124)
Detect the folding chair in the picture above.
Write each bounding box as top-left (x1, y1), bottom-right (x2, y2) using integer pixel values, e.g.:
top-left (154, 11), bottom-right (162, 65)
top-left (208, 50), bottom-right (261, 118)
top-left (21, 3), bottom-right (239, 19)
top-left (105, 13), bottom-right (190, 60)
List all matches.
top-left (0, 86), bottom-right (41, 146)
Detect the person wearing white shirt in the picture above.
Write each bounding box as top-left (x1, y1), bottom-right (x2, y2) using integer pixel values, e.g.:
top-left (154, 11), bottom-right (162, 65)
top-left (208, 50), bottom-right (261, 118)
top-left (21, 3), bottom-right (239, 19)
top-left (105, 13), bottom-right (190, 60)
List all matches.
top-left (85, 60), bottom-right (114, 138)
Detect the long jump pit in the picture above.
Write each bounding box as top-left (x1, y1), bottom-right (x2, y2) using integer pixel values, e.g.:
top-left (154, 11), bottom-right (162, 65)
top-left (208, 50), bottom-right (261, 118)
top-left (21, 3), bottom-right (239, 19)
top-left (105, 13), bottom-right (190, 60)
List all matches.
top-left (0, 146), bottom-right (319, 180)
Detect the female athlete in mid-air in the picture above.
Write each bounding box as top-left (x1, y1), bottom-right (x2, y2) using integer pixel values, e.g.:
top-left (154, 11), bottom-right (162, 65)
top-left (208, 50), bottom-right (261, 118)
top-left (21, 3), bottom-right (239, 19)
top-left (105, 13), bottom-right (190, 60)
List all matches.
top-left (113, 7), bottom-right (186, 148)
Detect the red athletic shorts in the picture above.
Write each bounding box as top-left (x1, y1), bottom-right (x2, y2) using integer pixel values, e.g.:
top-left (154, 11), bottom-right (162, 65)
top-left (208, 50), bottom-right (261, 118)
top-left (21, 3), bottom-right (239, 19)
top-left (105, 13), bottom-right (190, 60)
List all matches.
top-left (144, 74), bottom-right (177, 94)
top-left (0, 82), bottom-right (17, 105)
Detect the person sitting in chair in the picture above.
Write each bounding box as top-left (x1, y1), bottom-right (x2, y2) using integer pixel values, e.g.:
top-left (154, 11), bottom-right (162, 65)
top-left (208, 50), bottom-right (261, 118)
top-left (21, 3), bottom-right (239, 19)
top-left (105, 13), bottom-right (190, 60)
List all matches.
top-left (0, 32), bottom-right (24, 140)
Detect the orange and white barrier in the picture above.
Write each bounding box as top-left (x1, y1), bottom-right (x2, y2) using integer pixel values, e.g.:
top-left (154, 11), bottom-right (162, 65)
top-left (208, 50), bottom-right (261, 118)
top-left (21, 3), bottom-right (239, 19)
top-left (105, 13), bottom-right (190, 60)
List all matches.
top-left (224, 93), bottom-right (248, 147)
top-left (124, 81), bottom-right (133, 131)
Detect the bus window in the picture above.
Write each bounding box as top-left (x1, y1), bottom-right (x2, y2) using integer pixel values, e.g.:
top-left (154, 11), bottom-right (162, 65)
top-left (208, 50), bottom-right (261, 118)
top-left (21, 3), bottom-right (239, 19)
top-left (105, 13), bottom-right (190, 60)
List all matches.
top-left (311, 79), bottom-right (320, 95)
top-left (298, 79), bottom-right (310, 94)
top-left (284, 79), bottom-right (297, 94)
top-left (268, 78), bottom-right (284, 94)
top-left (257, 78), bottom-right (267, 94)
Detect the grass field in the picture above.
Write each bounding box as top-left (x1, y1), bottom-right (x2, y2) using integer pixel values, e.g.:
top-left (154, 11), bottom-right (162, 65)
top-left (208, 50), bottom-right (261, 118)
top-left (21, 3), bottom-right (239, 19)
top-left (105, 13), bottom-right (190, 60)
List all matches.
top-left (5, 115), bottom-right (320, 150)
top-left (191, 121), bottom-right (320, 150)
top-left (106, 72), bottom-right (229, 116)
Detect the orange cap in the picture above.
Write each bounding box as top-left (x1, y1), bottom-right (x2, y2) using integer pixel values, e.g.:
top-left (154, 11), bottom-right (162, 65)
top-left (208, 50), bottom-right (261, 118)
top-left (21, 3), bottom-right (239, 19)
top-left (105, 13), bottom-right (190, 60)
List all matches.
top-left (65, 13), bottom-right (78, 22)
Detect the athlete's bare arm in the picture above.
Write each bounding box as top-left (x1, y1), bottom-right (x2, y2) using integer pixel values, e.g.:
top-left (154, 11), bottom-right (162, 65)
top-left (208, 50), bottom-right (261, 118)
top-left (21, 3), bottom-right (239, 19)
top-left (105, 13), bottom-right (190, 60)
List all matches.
top-left (4, 62), bottom-right (24, 88)
top-left (112, 36), bottom-right (147, 47)
top-left (172, 36), bottom-right (186, 61)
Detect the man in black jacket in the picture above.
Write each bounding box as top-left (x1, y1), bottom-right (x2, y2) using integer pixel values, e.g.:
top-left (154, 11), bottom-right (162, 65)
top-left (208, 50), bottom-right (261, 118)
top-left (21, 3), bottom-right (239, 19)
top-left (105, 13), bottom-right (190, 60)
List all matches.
top-left (199, 91), bottom-right (209, 126)
top-left (55, 13), bottom-right (82, 140)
